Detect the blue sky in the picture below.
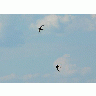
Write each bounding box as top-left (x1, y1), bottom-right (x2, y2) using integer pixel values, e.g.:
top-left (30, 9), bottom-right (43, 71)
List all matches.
top-left (0, 14), bottom-right (96, 83)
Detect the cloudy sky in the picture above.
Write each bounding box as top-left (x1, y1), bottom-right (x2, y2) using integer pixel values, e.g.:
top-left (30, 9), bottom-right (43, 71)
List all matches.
top-left (0, 14), bottom-right (96, 83)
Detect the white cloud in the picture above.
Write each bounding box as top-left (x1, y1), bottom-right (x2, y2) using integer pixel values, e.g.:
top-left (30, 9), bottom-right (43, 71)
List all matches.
top-left (53, 54), bottom-right (92, 77)
top-left (29, 14), bottom-right (96, 35)
top-left (54, 54), bottom-right (77, 76)
top-left (28, 14), bottom-right (96, 38)
top-left (30, 15), bottom-right (59, 31)
top-left (29, 15), bottom-right (74, 31)
top-left (36, 15), bottom-right (59, 28)
top-left (0, 73), bottom-right (16, 81)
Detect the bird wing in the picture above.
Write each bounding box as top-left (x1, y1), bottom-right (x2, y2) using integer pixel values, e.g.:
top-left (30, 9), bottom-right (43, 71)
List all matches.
top-left (40, 25), bottom-right (44, 28)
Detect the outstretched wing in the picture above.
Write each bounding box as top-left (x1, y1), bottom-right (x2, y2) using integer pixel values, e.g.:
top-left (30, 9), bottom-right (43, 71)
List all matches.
top-left (40, 25), bottom-right (44, 28)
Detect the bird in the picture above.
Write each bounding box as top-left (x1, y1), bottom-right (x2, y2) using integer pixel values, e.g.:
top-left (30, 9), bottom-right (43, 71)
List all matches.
top-left (38, 25), bottom-right (44, 32)
top-left (56, 65), bottom-right (60, 72)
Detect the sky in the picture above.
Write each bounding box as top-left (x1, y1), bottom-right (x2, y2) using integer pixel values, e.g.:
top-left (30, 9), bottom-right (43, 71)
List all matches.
top-left (0, 14), bottom-right (96, 83)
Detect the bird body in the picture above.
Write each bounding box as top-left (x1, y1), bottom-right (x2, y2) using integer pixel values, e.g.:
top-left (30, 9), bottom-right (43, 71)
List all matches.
top-left (56, 65), bottom-right (60, 72)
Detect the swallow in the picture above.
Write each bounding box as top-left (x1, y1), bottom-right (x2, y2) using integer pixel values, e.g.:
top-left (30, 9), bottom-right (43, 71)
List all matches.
top-left (38, 25), bottom-right (44, 32)
top-left (56, 65), bottom-right (60, 72)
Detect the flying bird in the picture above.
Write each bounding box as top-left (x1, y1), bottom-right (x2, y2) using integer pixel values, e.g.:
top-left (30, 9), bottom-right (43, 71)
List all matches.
top-left (56, 65), bottom-right (60, 72)
top-left (38, 25), bottom-right (44, 32)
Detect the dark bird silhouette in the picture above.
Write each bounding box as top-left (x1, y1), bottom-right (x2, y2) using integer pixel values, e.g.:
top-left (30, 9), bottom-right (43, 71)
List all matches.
top-left (56, 65), bottom-right (60, 72)
top-left (38, 25), bottom-right (44, 32)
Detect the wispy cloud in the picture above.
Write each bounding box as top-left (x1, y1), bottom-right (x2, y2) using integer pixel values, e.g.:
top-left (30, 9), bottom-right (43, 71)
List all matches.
top-left (22, 73), bottom-right (39, 81)
top-left (0, 73), bottom-right (16, 81)
top-left (0, 73), bottom-right (40, 82)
